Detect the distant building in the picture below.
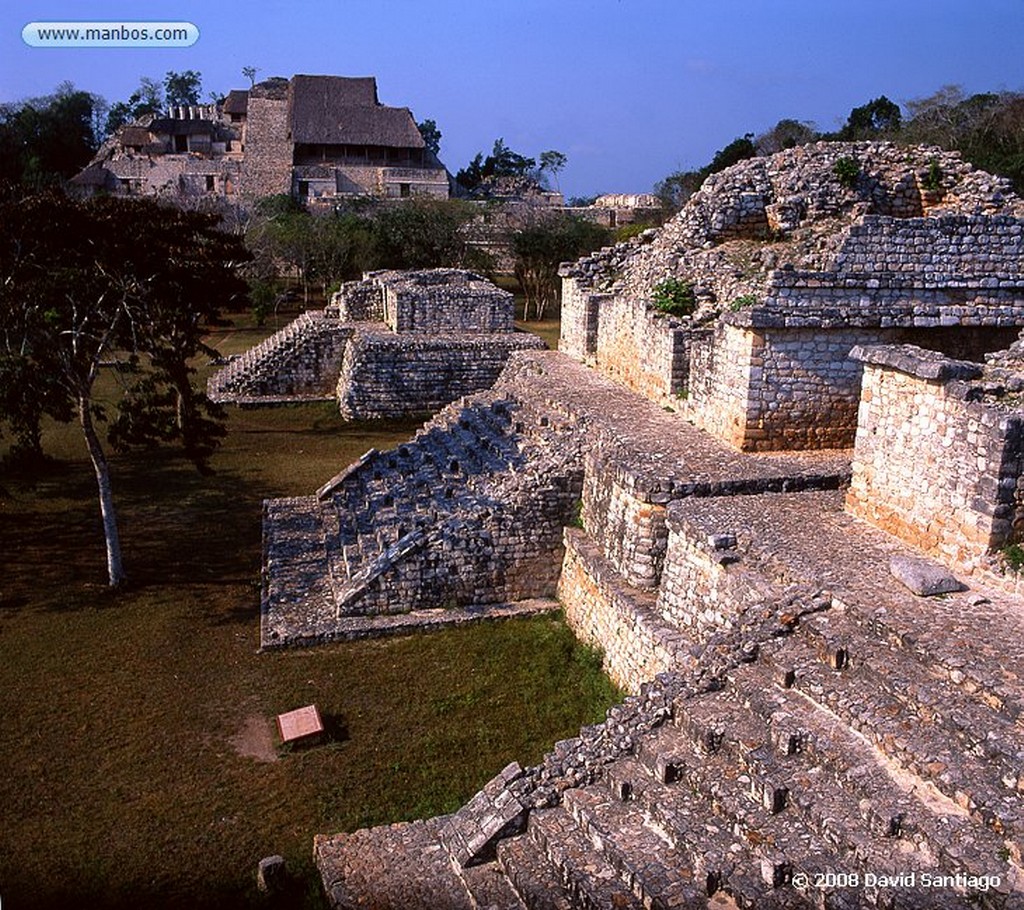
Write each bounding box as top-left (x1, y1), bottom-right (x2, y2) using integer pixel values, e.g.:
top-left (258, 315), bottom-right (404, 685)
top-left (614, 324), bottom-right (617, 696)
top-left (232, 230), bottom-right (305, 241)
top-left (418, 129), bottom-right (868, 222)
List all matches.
top-left (71, 75), bottom-right (449, 204)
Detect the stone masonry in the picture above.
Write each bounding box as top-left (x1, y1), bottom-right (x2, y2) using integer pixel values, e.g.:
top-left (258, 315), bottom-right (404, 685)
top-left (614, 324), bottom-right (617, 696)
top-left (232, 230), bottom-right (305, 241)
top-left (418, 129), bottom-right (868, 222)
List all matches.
top-left (560, 143), bottom-right (1024, 451)
top-left (250, 145), bottom-right (1024, 907)
top-left (208, 268), bottom-right (544, 415)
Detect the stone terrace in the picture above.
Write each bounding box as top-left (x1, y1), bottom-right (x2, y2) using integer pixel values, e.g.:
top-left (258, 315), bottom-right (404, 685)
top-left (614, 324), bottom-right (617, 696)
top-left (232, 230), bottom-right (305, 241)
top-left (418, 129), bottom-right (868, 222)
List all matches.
top-left (316, 484), bottom-right (1024, 910)
top-left (261, 351), bottom-right (849, 648)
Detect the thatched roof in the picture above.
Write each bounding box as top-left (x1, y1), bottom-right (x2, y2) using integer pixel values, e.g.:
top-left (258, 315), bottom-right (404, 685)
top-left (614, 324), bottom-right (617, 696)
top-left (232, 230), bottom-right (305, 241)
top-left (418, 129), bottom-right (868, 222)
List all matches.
top-left (288, 75), bottom-right (424, 149)
top-left (223, 90), bottom-right (248, 115)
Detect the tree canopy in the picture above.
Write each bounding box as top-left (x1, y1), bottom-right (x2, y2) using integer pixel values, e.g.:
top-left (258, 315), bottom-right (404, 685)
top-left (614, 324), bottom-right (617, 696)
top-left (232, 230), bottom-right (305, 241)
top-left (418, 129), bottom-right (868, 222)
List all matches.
top-left (0, 191), bottom-right (249, 586)
top-left (0, 83), bottom-right (102, 187)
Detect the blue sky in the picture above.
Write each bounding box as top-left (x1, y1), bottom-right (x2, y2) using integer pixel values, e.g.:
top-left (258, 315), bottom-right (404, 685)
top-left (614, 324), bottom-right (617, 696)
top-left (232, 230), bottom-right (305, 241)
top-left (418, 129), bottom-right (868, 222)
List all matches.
top-left (2, 0), bottom-right (1023, 197)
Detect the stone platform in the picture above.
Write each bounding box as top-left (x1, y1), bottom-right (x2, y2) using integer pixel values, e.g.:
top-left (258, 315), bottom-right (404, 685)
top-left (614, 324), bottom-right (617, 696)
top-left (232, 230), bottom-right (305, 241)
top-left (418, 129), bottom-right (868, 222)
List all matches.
top-left (262, 352), bottom-right (850, 649)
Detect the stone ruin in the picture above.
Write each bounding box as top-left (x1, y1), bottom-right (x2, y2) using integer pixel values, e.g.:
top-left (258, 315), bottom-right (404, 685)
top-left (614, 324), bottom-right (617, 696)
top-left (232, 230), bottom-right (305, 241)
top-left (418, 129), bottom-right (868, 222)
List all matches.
top-left (256, 143), bottom-right (1024, 907)
top-left (207, 268), bottom-right (544, 419)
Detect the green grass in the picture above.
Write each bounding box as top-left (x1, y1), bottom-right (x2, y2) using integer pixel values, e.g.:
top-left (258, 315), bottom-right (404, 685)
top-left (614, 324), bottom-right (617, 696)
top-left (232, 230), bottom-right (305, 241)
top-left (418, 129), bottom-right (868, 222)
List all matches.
top-left (0, 311), bottom-right (615, 910)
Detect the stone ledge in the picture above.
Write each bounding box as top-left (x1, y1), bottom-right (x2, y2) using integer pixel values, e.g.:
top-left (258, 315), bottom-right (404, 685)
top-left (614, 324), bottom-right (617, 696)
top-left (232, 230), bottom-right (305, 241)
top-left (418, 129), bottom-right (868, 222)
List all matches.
top-left (849, 342), bottom-right (984, 381)
top-left (260, 597), bottom-right (559, 650)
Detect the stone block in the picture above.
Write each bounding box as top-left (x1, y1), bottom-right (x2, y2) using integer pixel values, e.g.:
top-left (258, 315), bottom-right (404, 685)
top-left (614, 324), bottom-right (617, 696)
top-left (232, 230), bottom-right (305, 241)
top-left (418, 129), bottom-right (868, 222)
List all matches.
top-left (257, 855), bottom-right (287, 892)
top-left (889, 556), bottom-right (963, 596)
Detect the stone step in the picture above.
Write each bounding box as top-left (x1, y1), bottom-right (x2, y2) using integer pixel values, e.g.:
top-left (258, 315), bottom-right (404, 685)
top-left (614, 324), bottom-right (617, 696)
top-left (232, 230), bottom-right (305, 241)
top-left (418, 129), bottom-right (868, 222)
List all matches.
top-left (763, 632), bottom-right (1024, 856)
top-left (457, 860), bottom-right (527, 910)
top-left (604, 751), bottom-right (826, 908)
top-left (526, 806), bottom-right (646, 910)
top-left (797, 614), bottom-right (1024, 774)
top-left (630, 718), bottom-right (994, 908)
top-left (676, 671), bottom-right (1018, 893)
top-left (563, 786), bottom-right (708, 909)
top-left (496, 833), bottom-right (574, 910)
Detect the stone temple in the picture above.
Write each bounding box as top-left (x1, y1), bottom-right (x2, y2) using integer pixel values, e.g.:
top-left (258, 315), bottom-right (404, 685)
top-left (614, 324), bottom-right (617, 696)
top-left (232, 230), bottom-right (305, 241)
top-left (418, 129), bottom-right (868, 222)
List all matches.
top-left (255, 142), bottom-right (1024, 908)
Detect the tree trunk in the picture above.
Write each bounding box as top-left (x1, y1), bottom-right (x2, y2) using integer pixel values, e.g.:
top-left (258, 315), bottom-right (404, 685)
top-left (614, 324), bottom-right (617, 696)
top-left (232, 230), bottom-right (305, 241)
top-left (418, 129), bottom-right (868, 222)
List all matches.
top-left (79, 395), bottom-right (127, 588)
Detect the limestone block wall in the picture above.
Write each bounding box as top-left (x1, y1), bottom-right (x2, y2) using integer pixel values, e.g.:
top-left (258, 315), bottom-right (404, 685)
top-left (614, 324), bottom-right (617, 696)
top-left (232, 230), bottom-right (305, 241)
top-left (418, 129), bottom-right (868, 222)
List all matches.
top-left (331, 281), bottom-right (383, 322)
top-left (559, 529), bottom-right (687, 694)
top-left (846, 345), bottom-right (1024, 570)
top-left (656, 505), bottom-right (779, 638)
top-left (384, 280), bottom-right (514, 334)
top-left (740, 327), bottom-right (881, 451)
top-left (558, 277), bottom-right (605, 361)
top-left (683, 323), bottom-right (756, 449)
top-left (241, 87), bottom-right (291, 198)
top-left (592, 294), bottom-right (688, 403)
top-left (581, 445), bottom-right (670, 591)
top-left (336, 332), bottom-right (545, 419)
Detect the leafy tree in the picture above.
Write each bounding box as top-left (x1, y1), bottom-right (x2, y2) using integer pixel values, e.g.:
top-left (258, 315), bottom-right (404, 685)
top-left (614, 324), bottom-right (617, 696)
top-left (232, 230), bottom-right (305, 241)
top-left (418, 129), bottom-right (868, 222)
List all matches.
top-left (372, 198), bottom-right (479, 270)
top-left (242, 65), bottom-right (259, 88)
top-left (654, 134), bottom-right (757, 211)
top-left (456, 138), bottom-right (537, 191)
top-left (164, 70), bottom-right (202, 108)
top-left (0, 83), bottom-right (101, 186)
top-left (834, 95), bottom-right (902, 140)
top-left (755, 118), bottom-right (818, 155)
top-left (104, 76), bottom-right (163, 136)
top-left (417, 119), bottom-right (442, 156)
top-left (511, 214), bottom-right (610, 320)
top-left (0, 192), bottom-right (248, 586)
top-left (538, 150), bottom-right (568, 189)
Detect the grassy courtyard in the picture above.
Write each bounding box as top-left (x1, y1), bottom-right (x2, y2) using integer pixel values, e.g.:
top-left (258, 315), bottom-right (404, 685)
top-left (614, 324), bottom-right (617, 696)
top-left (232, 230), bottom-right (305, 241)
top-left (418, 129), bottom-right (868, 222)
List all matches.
top-left (0, 312), bottom-right (616, 908)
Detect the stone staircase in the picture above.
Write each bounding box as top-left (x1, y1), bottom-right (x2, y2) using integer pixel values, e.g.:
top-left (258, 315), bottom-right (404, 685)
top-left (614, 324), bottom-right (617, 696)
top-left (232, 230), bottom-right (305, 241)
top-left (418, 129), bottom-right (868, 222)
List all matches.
top-left (261, 386), bottom-right (587, 646)
top-left (207, 310), bottom-right (352, 403)
top-left (316, 563), bottom-right (1024, 910)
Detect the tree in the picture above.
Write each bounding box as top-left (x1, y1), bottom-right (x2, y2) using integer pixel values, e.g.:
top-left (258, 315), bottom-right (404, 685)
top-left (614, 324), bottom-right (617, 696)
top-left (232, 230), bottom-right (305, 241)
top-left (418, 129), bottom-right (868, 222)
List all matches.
top-left (164, 70), bottom-right (202, 108)
top-left (372, 198), bottom-right (479, 270)
top-left (242, 66), bottom-right (259, 88)
top-left (0, 192), bottom-right (248, 586)
top-left (104, 76), bottom-right (163, 136)
top-left (511, 214), bottom-right (610, 320)
top-left (755, 118), bottom-right (818, 155)
top-left (538, 150), bottom-right (568, 190)
top-left (0, 83), bottom-right (101, 186)
top-left (417, 119), bottom-right (442, 156)
top-left (456, 138), bottom-right (537, 191)
top-left (835, 95), bottom-right (902, 140)
top-left (653, 135), bottom-right (756, 211)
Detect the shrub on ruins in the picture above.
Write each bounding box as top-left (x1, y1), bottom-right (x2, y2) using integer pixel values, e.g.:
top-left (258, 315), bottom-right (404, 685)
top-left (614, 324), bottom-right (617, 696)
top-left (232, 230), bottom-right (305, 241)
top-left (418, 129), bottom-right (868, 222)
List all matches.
top-left (511, 213), bottom-right (610, 321)
top-left (0, 190), bottom-right (249, 586)
top-left (652, 278), bottom-right (697, 318)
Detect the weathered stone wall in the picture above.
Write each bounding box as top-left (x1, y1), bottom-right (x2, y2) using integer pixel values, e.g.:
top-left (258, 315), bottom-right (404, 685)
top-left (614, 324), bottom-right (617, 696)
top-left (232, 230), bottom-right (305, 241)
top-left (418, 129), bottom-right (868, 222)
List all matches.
top-left (241, 84), bottom-right (291, 198)
top-left (557, 276), bottom-right (603, 361)
top-left (656, 503), bottom-right (780, 638)
top-left (336, 332), bottom-right (545, 419)
top-left (331, 281), bottom-right (383, 322)
top-left (682, 323), bottom-right (755, 449)
top-left (592, 295), bottom-right (688, 403)
top-left (383, 272), bottom-right (514, 334)
top-left (580, 447), bottom-right (670, 591)
top-left (846, 345), bottom-right (1024, 570)
top-left (558, 529), bottom-right (687, 694)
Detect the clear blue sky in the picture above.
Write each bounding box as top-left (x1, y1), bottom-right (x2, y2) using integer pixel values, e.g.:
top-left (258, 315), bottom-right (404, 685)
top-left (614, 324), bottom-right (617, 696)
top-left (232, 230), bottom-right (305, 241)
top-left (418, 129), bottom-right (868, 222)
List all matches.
top-left (3, 0), bottom-right (1022, 198)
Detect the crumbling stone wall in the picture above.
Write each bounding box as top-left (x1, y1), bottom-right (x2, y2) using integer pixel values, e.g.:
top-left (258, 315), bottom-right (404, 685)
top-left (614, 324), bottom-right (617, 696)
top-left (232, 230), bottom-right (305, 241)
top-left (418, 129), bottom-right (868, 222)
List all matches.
top-left (559, 145), bottom-right (1024, 452)
top-left (241, 81), bottom-right (291, 197)
top-left (336, 332), bottom-right (544, 420)
top-left (846, 344), bottom-right (1024, 571)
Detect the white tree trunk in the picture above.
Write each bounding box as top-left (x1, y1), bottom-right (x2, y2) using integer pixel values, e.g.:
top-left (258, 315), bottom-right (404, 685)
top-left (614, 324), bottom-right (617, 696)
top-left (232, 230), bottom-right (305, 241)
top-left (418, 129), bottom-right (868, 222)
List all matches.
top-left (79, 396), bottom-right (127, 588)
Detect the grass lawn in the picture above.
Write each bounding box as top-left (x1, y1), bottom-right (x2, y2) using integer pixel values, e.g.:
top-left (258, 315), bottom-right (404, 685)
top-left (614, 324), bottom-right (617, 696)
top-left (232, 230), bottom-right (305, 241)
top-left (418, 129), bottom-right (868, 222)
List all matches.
top-left (0, 310), bottom-right (615, 909)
